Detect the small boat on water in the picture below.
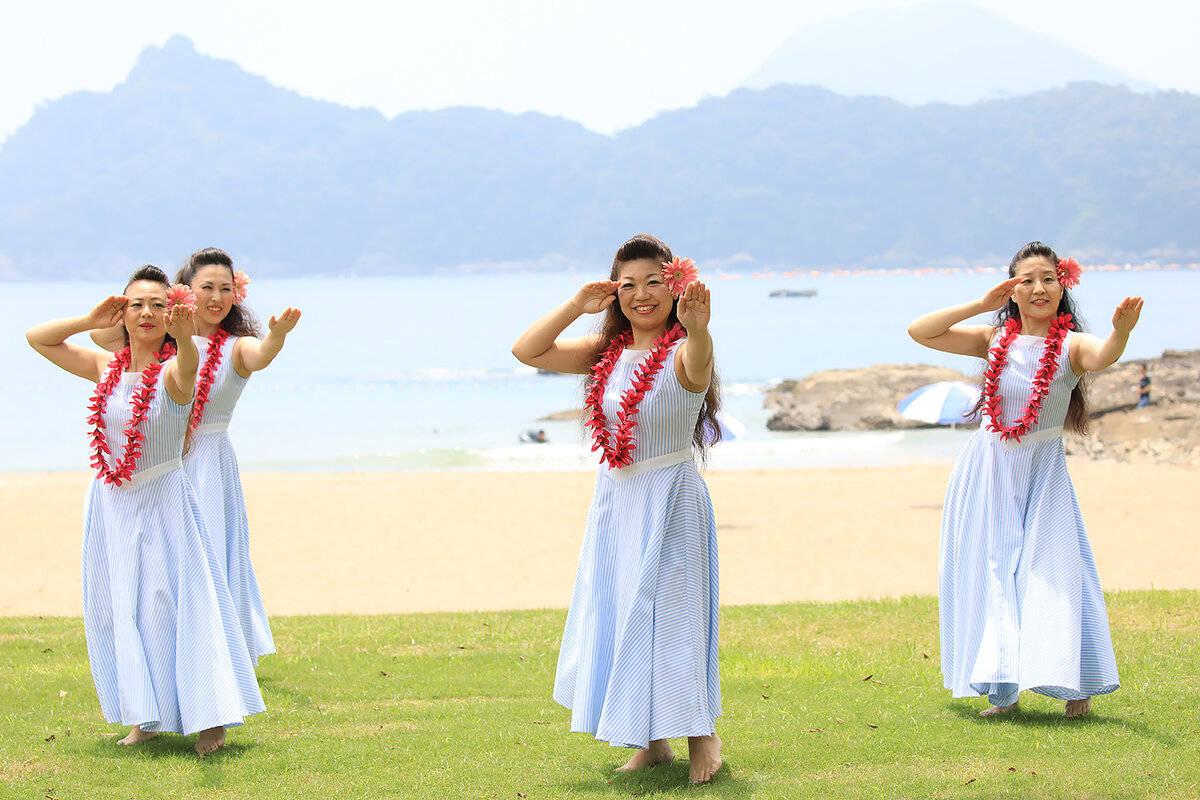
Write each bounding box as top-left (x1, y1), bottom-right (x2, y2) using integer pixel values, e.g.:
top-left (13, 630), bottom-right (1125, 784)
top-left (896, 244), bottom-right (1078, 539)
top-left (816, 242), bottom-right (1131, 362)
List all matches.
top-left (768, 288), bottom-right (818, 298)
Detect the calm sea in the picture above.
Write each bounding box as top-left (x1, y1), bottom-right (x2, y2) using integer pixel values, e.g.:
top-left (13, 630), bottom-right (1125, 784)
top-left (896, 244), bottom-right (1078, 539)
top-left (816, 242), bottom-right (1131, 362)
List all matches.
top-left (2, 267), bottom-right (1195, 472)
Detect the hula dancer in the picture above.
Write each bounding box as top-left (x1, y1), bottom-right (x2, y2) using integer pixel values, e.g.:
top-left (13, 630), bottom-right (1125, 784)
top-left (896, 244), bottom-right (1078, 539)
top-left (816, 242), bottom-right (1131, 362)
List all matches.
top-left (512, 234), bottom-right (723, 784)
top-left (27, 265), bottom-right (265, 755)
top-left (908, 241), bottom-right (1143, 718)
top-left (176, 247), bottom-right (300, 664)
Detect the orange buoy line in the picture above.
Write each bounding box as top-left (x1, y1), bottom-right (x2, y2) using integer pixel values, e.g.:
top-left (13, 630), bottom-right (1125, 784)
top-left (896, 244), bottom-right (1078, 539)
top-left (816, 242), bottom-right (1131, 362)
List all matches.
top-left (713, 262), bottom-right (1198, 279)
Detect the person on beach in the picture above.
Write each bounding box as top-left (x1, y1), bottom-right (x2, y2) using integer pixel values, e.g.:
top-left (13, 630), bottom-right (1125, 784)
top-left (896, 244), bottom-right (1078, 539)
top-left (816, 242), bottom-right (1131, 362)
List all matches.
top-left (512, 234), bottom-right (723, 784)
top-left (908, 241), bottom-right (1142, 718)
top-left (1135, 364), bottom-right (1152, 408)
top-left (175, 247), bottom-right (300, 664)
top-left (26, 265), bottom-right (265, 755)
top-left (93, 248), bottom-right (300, 665)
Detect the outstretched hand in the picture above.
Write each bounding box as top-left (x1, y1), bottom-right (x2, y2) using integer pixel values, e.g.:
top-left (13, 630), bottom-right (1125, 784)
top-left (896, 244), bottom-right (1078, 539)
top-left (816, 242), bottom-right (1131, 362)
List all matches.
top-left (164, 303), bottom-right (194, 341)
top-left (676, 281), bottom-right (711, 333)
top-left (269, 307), bottom-right (302, 335)
top-left (1112, 296), bottom-right (1143, 335)
top-left (571, 280), bottom-right (619, 315)
top-left (979, 277), bottom-right (1022, 312)
top-left (87, 296), bottom-right (127, 330)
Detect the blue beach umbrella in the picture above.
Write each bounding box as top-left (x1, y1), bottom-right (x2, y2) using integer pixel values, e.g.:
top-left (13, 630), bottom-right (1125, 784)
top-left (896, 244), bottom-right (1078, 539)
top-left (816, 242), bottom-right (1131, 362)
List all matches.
top-left (897, 381), bottom-right (980, 426)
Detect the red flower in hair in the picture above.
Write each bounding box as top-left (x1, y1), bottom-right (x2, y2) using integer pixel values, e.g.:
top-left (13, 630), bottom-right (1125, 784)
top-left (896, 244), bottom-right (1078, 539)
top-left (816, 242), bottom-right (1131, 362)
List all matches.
top-left (1056, 257), bottom-right (1082, 289)
top-left (166, 284), bottom-right (197, 312)
top-left (661, 257), bottom-right (699, 296)
top-left (232, 271), bottom-right (250, 304)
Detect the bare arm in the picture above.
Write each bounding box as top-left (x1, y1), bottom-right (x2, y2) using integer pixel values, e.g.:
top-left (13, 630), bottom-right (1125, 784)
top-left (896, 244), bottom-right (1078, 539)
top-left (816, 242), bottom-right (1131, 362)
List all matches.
top-left (511, 281), bottom-right (616, 374)
top-left (1070, 297), bottom-right (1143, 375)
top-left (90, 323), bottom-right (125, 352)
top-left (26, 296), bottom-right (127, 382)
top-left (674, 280), bottom-right (713, 392)
top-left (907, 277), bottom-right (1021, 358)
top-left (163, 305), bottom-right (199, 405)
top-left (233, 307), bottom-right (302, 377)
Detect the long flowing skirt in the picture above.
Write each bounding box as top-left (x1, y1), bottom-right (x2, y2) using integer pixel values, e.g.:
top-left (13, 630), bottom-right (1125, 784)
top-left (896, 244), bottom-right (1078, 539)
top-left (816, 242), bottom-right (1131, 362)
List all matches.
top-left (554, 462), bottom-right (721, 748)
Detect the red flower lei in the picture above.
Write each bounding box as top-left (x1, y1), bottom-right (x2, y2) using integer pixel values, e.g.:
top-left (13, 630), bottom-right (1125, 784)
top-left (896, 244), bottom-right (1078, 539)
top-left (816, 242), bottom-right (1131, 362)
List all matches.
top-left (87, 342), bottom-right (177, 486)
top-left (189, 328), bottom-right (231, 431)
top-left (584, 323), bottom-right (685, 468)
top-left (981, 313), bottom-right (1074, 442)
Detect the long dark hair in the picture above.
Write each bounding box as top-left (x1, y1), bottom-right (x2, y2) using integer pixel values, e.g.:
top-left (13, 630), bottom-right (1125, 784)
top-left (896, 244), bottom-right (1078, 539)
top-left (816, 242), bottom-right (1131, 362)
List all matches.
top-left (973, 241), bottom-right (1089, 434)
top-left (122, 265), bottom-right (176, 351)
top-left (175, 247), bottom-right (262, 338)
top-left (588, 234), bottom-right (723, 458)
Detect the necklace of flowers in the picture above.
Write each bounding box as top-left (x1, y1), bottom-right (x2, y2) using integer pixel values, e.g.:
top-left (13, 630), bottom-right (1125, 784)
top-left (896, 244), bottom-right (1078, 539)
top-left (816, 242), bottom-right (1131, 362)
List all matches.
top-left (189, 327), bottom-right (231, 432)
top-left (87, 342), bottom-right (178, 486)
top-left (981, 312), bottom-right (1074, 442)
top-left (584, 322), bottom-right (686, 468)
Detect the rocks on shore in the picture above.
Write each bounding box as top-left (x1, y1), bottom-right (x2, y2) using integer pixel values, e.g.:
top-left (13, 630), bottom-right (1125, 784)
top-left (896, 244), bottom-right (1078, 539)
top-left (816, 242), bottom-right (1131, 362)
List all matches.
top-left (1065, 348), bottom-right (1200, 466)
top-left (764, 349), bottom-right (1200, 466)
top-left (764, 364), bottom-right (972, 432)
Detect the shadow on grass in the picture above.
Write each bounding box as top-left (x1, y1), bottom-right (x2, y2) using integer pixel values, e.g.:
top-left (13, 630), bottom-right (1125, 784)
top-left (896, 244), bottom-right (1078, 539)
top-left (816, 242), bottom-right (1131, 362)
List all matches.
top-left (86, 735), bottom-right (256, 761)
top-left (554, 761), bottom-right (751, 797)
top-left (945, 701), bottom-right (1178, 745)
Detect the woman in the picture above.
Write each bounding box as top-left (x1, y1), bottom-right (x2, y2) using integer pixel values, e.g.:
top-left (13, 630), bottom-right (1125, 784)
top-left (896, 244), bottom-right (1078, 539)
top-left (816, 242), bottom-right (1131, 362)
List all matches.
top-left (908, 241), bottom-right (1142, 718)
top-left (512, 234), bottom-right (723, 783)
top-left (176, 247), bottom-right (300, 664)
top-left (27, 265), bottom-right (265, 755)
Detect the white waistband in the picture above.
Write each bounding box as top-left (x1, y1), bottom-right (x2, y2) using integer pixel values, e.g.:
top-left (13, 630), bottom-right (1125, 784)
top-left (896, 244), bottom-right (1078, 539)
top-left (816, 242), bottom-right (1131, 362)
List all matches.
top-left (195, 421), bottom-right (229, 434)
top-left (986, 425), bottom-right (1064, 450)
top-left (101, 458), bottom-right (183, 489)
top-left (606, 448), bottom-right (693, 481)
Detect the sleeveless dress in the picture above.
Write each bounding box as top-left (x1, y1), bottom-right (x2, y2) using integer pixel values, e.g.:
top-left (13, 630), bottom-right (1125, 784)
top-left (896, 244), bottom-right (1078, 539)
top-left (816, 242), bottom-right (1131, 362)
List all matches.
top-left (81, 363), bottom-right (266, 735)
top-left (186, 334), bottom-right (275, 664)
top-left (553, 340), bottom-right (721, 749)
top-left (940, 331), bottom-right (1120, 707)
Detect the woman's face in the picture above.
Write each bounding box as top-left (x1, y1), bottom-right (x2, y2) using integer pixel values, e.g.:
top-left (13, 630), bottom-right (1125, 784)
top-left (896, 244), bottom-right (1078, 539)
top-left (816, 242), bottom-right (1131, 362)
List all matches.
top-left (616, 258), bottom-right (673, 335)
top-left (1011, 256), bottom-right (1062, 323)
top-left (123, 280), bottom-right (169, 344)
top-left (191, 264), bottom-right (235, 327)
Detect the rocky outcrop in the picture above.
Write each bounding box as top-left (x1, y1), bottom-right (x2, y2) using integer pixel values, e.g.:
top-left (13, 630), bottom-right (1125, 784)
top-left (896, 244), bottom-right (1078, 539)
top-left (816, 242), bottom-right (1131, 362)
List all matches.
top-left (1066, 349), bottom-right (1200, 466)
top-left (763, 350), bottom-right (1200, 466)
top-left (764, 364), bottom-right (971, 431)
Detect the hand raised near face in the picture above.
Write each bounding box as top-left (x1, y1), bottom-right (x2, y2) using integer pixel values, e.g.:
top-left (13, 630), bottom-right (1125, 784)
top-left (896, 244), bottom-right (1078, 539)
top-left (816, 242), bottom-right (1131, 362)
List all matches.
top-left (570, 281), bottom-right (620, 315)
top-left (86, 296), bottom-right (127, 330)
top-left (676, 281), bottom-right (711, 333)
top-left (979, 277), bottom-right (1022, 312)
top-left (164, 302), bottom-right (195, 341)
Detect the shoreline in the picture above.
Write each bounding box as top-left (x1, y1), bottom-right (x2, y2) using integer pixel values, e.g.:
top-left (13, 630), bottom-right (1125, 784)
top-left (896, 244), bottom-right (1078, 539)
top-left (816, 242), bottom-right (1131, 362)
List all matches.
top-left (2, 461), bottom-right (1196, 617)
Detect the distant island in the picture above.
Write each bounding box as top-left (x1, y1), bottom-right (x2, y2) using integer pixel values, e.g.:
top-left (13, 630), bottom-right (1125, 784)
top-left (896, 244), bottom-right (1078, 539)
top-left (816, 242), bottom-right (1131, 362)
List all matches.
top-left (2, 36), bottom-right (1198, 281)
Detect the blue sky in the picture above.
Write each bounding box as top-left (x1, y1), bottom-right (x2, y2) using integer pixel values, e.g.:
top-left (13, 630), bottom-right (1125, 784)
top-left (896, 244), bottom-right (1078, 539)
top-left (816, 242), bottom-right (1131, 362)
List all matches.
top-left (2, 0), bottom-right (1197, 143)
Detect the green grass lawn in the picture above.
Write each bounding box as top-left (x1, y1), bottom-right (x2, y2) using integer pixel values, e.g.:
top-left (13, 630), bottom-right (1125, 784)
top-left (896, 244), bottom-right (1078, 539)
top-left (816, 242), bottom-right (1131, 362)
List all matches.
top-left (2, 591), bottom-right (1197, 799)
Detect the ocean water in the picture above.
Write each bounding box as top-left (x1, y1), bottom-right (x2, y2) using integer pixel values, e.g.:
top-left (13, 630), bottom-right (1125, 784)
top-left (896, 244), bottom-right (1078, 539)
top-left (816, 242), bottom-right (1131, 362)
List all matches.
top-left (2, 266), bottom-right (1195, 473)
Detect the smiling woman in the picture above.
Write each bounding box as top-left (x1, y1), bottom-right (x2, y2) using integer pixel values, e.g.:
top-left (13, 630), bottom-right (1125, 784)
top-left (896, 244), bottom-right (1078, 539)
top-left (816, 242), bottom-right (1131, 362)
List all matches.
top-left (512, 233), bottom-right (724, 785)
top-left (907, 240), bottom-right (1144, 721)
top-left (24, 264), bottom-right (265, 756)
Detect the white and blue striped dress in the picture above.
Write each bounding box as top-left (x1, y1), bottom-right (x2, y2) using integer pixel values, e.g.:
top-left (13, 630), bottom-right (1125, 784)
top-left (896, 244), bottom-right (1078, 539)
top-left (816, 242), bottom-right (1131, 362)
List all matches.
top-left (81, 361), bottom-right (266, 735)
top-left (940, 331), bottom-right (1120, 707)
top-left (186, 334), bottom-right (275, 664)
top-left (554, 340), bottom-right (721, 749)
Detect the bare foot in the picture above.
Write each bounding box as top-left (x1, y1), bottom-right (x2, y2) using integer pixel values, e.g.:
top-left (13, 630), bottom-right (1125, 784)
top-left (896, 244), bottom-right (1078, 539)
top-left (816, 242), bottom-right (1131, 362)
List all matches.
top-left (116, 725), bottom-right (158, 746)
top-left (195, 726), bottom-right (226, 757)
top-left (979, 702), bottom-right (1019, 717)
top-left (1065, 698), bottom-right (1092, 718)
top-left (688, 734), bottom-right (723, 784)
top-left (616, 739), bottom-right (674, 772)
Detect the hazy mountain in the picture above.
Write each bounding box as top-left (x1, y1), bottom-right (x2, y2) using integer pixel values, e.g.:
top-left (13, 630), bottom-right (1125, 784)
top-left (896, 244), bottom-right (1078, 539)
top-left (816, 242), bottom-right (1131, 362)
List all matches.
top-left (1, 35), bottom-right (1197, 280)
top-left (743, 0), bottom-right (1156, 105)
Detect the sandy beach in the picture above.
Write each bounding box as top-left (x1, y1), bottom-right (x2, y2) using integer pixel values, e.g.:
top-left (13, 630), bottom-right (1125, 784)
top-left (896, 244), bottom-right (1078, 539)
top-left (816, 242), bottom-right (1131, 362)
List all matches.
top-left (1, 461), bottom-right (1195, 617)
